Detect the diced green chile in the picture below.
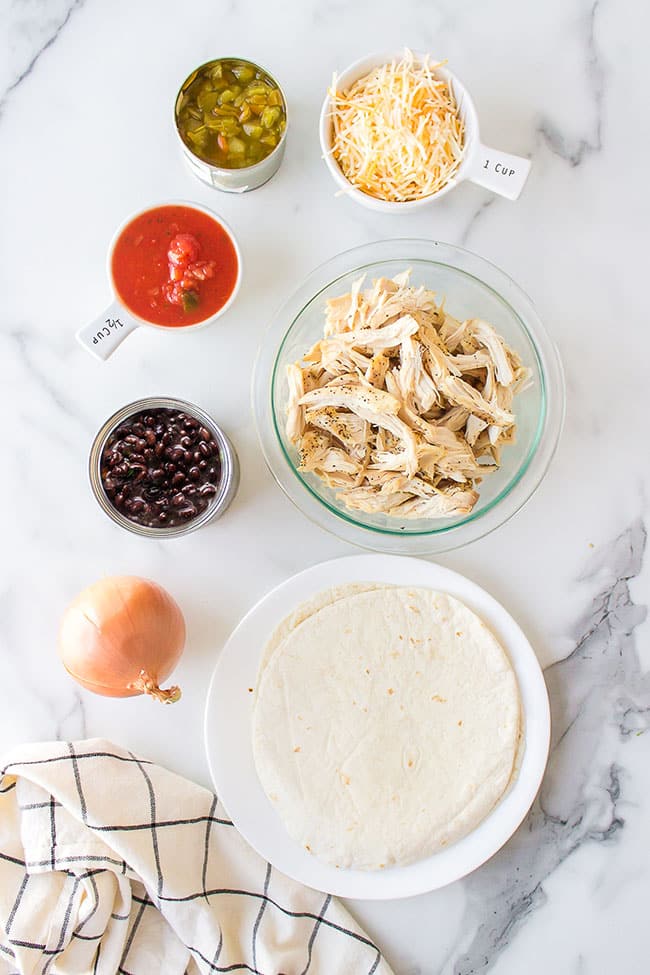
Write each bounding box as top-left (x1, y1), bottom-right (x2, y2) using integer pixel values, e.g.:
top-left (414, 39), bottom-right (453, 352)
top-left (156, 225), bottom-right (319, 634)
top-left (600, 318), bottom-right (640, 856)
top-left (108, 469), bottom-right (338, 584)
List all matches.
top-left (176, 58), bottom-right (286, 169)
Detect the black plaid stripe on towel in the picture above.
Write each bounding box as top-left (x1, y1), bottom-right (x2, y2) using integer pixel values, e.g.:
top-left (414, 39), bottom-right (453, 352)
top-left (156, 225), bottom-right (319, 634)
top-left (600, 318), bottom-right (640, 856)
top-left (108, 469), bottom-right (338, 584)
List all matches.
top-left (0, 739), bottom-right (392, 975)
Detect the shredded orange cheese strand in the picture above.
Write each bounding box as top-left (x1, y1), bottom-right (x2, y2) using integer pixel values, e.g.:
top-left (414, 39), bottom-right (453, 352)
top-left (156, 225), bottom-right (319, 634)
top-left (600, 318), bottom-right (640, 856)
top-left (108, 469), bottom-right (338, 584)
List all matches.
top-left (329, 50), bottom-right (465, 203)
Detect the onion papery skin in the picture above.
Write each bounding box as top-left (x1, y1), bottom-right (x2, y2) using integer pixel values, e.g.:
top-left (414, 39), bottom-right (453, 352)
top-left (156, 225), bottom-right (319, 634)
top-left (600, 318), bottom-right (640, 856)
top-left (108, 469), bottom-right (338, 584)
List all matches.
top-left (58, 576), bottom-right (186, 702)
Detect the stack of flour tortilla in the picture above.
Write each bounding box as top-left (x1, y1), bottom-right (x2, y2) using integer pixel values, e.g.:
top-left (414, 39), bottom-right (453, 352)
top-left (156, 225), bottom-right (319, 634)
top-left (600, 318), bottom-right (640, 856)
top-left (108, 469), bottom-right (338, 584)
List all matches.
top-left (252, 584), bottom-right (521, 871)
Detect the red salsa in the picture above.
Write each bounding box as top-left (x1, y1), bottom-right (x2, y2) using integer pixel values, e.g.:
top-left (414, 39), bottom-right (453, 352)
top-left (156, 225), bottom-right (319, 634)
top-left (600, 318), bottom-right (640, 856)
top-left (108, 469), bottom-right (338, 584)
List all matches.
top-left (111, 204), bottom-right (239, 327)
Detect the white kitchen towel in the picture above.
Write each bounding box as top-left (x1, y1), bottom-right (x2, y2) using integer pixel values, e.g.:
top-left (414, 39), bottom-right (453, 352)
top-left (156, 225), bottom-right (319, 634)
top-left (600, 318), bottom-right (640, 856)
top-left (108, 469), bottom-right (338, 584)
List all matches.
top-left (0, 739), bottom-right (392, 975)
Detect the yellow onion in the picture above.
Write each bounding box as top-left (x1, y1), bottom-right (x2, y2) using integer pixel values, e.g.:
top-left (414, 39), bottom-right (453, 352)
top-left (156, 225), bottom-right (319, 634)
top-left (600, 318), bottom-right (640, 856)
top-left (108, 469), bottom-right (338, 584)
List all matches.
top-left (58, 576), bottom-right (186, 703)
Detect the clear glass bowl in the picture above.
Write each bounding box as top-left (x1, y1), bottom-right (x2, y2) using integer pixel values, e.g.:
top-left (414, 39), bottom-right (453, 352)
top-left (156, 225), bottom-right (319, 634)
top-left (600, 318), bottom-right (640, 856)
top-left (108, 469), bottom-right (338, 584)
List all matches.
top-left (253, 240), bottom-right (565, 554)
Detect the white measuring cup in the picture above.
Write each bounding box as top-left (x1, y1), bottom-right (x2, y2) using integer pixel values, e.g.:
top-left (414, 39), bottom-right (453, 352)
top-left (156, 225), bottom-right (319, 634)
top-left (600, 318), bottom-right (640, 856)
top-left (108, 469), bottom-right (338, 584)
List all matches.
top-left (76, 200), bottom-right (242, 362)
top-left (319, 51), bottom-right (531, 212)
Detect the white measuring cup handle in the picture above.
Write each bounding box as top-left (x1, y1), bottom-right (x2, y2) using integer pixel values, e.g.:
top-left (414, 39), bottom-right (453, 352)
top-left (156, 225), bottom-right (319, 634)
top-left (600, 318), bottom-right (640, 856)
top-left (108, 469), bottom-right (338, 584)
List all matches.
top-left (76, 300), bottom-right (140, 361)
top-left (468, 144), bottom-right (531, 201)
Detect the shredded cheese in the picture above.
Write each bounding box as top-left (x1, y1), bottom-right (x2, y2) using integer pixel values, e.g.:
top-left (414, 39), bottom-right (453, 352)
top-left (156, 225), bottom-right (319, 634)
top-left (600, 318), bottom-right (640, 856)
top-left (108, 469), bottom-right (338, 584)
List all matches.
top-left (329, 50), bottom-right (465, 203)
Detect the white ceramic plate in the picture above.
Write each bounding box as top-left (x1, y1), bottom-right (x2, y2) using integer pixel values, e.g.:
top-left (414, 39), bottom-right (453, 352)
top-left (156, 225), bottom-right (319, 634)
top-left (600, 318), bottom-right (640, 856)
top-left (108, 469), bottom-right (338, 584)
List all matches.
top-left (204, 554), bottom-right (550, 899)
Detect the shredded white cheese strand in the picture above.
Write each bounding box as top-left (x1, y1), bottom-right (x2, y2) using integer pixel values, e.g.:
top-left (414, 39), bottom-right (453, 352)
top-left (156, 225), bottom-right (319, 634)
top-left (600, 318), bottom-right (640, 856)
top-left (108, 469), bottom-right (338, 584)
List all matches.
top-left (329, 50), bottom-right (465, 203)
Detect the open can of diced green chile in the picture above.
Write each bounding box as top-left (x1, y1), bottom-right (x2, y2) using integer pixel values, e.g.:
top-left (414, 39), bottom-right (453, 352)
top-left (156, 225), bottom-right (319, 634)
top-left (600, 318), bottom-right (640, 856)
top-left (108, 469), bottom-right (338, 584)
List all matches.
top-left (174, 57), bottom-right (288, 193)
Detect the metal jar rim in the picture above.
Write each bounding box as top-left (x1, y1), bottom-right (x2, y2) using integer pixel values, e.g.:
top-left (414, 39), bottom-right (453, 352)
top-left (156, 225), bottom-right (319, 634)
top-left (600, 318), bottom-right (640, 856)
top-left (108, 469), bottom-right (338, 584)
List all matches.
top-left (89, 396), bottom-right (239, 538)
top-left (173, 57), bottom-right (288, 179)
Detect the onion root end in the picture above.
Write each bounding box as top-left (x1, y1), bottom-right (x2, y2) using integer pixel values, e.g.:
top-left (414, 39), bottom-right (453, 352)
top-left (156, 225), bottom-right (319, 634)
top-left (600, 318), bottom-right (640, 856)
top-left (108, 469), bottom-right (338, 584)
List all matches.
top-left (128, 670), bottom-right (182, 704)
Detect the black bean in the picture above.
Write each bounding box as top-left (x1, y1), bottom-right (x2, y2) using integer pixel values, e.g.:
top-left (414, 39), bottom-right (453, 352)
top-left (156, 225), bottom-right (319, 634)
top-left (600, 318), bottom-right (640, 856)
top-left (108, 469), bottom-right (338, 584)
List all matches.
top-left (166, 445), bottom-right (186, 462)
top-left (100, 406), bottom-right (222, 529)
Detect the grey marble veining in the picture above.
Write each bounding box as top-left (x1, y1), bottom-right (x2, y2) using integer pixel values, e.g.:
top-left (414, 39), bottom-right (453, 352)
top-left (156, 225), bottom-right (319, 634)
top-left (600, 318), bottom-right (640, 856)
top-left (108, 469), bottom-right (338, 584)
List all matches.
top-left (1, 0), bottom-right (649, 971)
top-left (451, 520), bottom-right (648, 974)
top-left (460, 198), bottom-right (495, 246)
top-left (536, 0), bottom-right (604, 167)
top-left (0, 0), bottom-right (84, 111)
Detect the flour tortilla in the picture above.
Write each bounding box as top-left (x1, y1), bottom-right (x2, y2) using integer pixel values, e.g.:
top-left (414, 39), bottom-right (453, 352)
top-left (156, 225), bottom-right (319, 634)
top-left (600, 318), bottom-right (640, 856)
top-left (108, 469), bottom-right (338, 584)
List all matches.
top-left (252, 586), bottom-right (521, 870)
top-left (256, 582), bottom-right (393, 691)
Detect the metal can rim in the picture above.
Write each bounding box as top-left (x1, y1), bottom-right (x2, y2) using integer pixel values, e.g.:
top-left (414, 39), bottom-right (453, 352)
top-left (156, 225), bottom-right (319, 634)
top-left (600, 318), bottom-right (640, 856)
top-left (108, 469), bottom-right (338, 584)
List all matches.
top-left (173, 56), bottom-right (289, 178)
top-left (89, 396), bottom-right (239, 538)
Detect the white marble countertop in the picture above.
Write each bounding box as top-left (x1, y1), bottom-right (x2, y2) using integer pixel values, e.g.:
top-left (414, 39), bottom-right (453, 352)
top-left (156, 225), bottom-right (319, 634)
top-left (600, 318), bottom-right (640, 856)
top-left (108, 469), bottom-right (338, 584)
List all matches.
top-left (2, 1), bottom-right (649, 972)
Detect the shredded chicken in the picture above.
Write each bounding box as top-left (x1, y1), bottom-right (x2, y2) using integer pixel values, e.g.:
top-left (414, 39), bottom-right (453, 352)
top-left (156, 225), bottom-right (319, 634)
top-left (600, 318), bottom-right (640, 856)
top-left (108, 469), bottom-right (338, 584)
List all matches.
top-left (286, 272), bottom-right (531, 520)
top-left (286, 364), bottom-right (305, 443)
